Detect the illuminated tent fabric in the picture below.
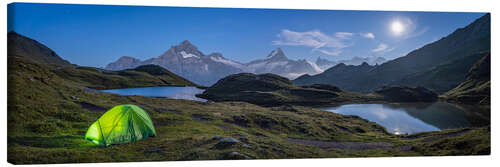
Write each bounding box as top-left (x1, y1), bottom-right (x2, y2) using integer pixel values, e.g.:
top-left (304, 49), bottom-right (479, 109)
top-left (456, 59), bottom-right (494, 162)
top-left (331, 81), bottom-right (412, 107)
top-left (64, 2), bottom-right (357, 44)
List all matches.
top-left (85, 104), bottom-right (156, 147)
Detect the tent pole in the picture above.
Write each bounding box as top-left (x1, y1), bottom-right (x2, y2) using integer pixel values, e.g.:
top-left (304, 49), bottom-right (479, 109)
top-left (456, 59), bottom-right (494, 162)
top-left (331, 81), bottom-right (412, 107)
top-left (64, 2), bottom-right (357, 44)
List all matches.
top-left (97, 119), bottom-right (106, 147)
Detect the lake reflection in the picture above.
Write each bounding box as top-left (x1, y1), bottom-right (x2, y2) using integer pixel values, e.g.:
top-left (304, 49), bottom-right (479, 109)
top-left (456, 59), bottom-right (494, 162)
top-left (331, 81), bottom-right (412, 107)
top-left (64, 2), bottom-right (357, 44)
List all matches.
top-left (101, 86), bottom-right (206, 102)
top-left (319, 102), bottom-right (478, 134)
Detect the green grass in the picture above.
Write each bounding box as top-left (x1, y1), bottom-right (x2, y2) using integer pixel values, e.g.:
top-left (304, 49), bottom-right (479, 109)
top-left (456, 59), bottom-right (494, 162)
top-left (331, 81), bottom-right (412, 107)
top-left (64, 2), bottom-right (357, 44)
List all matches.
top-left (52, 63), bottom-right (197, 90)
top-left (7, 56), bottom-right (491, 164)
top-left (198, 73), bottom-right (385, 106)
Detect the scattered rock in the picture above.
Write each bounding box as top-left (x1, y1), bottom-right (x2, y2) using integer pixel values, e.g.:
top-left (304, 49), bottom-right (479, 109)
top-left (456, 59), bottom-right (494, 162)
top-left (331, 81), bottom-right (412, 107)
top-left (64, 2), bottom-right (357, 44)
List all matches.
top-left (213, 138), bottom-right (239, 149)
top-left (191, 114), bottom-right (211, 120)
top-left (212, 135), bottom-right (221, 140)
top-left (250, 114), bottom-right (278, 128)
top-left (232, 115), bottom-right (249, 127)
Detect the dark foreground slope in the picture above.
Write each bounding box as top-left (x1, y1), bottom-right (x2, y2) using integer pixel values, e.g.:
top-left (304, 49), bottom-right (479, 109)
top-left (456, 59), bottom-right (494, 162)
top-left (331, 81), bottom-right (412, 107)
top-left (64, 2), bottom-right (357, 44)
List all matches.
top-left (443, 53), bottom-right (490, 105)
top-left (294, 14), bottom-right (490, 93)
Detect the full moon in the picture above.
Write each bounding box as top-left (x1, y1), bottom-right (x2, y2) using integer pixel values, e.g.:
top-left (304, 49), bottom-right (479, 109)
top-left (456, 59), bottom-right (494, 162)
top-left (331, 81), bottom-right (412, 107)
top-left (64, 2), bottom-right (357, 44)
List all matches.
top-left (391, 21), bottom-right (405, 35)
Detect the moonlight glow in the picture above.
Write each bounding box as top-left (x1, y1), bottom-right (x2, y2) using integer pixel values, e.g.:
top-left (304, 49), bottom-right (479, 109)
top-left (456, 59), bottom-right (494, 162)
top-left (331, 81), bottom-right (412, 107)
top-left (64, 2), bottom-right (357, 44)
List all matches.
top-left (391, 21), bottom-right (405, 35)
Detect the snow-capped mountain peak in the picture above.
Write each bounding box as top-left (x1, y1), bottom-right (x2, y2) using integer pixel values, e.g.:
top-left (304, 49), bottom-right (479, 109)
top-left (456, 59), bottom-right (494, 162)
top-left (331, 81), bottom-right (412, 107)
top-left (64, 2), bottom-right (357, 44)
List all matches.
top-left (180, 51), bottom-right (199, 59)
top-left (266, 48), bottom-right (287, 60)
top-left (105, 44), bottom-right (323, 85)
top-left (245, 48), bottom-right (323, 79)
top-left (208, 53), bottom-right (246, 69)
top-left (305, 60), bottom-right (324, 73)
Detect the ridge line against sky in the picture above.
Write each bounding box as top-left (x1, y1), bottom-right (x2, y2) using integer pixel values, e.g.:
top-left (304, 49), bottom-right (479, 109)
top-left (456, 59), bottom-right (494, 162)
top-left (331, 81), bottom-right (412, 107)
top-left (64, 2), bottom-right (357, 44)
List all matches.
top-left (8, 3), bottom-right (485, 67)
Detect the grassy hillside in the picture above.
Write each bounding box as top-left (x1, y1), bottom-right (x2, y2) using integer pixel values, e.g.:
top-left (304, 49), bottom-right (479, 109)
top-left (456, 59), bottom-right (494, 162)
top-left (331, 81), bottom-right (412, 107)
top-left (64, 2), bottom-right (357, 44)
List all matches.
top-left (294, 63), bottom-right (375, 92)
top-left (198, 73), bottom-right (381, 106)
top-left (443, 53), bottom-right (490, 105)
top-left (395, 52), bottom-right (488, 93)
top-left (8, 52), bottom-right (490, 164)
top-left (8, 31), bottom-right (72, 66)
top-left (52, 64), bottom-right (197, 90)
top-left (199, 73), bottom-right (443, 106)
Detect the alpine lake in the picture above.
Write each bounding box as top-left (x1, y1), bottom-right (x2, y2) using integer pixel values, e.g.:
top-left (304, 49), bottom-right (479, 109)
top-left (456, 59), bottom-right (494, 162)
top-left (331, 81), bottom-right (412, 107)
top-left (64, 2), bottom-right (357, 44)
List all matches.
top-left (101, 86), bottom-right (207, 102)
top-left (101, 86), bottom-right (489, 135)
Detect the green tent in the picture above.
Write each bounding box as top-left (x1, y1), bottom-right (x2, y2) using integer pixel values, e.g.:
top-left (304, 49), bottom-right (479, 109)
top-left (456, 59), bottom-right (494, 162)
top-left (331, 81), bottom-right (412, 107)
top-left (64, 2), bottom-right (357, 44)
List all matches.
top-left (85, 104), bottom-right (156, 147)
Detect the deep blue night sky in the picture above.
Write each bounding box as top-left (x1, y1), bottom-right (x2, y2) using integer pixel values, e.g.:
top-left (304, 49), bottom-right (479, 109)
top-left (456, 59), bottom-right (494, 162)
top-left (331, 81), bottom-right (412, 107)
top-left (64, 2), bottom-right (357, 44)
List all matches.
top-left (8, 3), bottom-right (486, 67)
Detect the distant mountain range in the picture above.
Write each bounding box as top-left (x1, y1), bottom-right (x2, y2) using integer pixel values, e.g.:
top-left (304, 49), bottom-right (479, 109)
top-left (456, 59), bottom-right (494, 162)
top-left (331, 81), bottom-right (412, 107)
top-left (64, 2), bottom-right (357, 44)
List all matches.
top-left (294, 13), bottom-right (490, 93)
top-left (245, 48), bottom-right (323, 79)
top-left (105, 43), bottom-right (324, 86)
top-left (106, 40), bottom-right (244, 85)
top-left (316, 56), bottom-right (387, 70)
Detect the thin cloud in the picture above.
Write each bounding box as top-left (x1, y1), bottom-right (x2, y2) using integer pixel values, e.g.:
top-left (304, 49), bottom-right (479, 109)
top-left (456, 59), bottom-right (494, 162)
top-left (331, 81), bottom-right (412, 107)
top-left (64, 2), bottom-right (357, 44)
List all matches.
top-left (405, 26), bottom-right (429, 39)
top-left (335, 32), bottom-right (354, 39)
top-left (372, 43), bottom-right (389, 52)
top-left (360, 32), bottom-right (375, 39)
top-left (318, 49), bottom-right (342, 56)
top-left (384, 47), bottom-right (396, 53)
top-left (273, 29), bottom-right (351, 56)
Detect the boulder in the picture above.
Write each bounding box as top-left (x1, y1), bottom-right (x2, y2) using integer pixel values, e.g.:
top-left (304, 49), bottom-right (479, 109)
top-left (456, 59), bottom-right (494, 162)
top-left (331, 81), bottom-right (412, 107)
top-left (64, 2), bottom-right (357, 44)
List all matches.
top-left (213, 138), bottom-right (240, 149)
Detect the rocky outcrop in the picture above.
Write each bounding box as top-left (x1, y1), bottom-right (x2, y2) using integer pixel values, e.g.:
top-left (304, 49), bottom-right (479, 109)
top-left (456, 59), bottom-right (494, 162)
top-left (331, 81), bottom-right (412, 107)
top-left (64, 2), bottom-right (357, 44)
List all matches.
top-left (197, 73), bottom-right (371, 106)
